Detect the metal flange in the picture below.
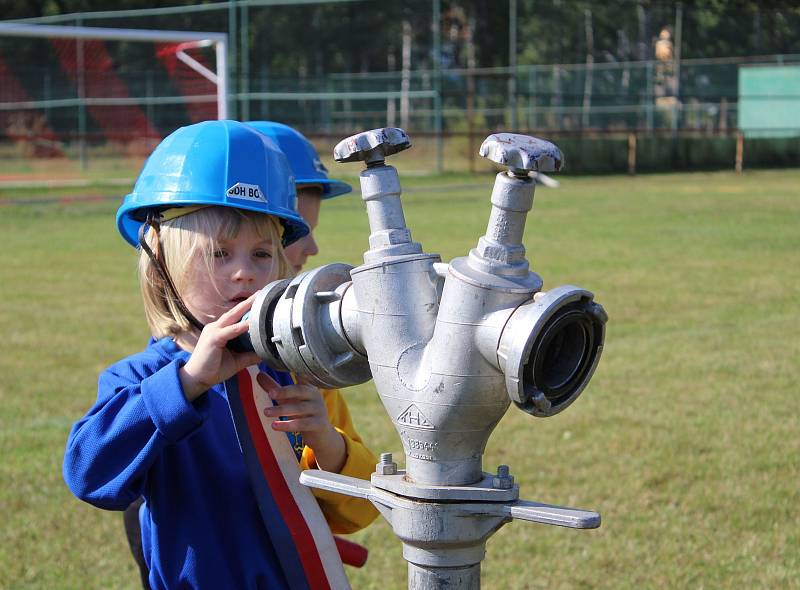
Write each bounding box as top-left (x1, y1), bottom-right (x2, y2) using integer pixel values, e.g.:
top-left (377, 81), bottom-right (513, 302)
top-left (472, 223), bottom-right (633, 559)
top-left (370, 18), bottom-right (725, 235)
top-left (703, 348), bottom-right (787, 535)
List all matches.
top-left (299, 469), bottom-right (601, 529)
top-left (271, 264), bottom-right (371, 388)
top-left (248, 279), bottom-right (292, 371)
top-left (497, 285), bottom-right (607, 417)
top-left (371, 470), bottom-right (520, 502)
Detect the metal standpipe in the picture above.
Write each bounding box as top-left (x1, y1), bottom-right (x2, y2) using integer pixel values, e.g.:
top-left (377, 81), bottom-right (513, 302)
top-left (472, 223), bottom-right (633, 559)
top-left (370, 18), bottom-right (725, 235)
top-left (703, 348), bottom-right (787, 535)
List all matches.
top-left (246, 128), bottom-right (608, 589)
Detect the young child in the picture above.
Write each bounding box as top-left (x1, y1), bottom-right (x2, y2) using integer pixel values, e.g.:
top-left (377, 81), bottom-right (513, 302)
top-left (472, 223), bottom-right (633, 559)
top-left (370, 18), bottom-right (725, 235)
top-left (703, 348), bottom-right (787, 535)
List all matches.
top-left (245, 121), bottom-right (352, 274)
top-left (64, 120), bottom-right (376, 589)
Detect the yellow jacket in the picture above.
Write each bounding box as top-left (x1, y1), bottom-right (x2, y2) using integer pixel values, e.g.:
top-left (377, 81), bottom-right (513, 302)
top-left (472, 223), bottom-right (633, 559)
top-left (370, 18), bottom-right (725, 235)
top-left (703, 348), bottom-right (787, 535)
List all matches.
top-left (298, 388), bottom-right (379, 534)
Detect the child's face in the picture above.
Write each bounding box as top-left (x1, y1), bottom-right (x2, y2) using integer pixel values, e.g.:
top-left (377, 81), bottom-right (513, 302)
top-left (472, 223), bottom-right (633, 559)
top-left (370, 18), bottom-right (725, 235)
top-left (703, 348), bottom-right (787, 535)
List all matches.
top-left (182, 221), bottom-right (278, 324)
top-left (285, 186), bottom-right (322, 273)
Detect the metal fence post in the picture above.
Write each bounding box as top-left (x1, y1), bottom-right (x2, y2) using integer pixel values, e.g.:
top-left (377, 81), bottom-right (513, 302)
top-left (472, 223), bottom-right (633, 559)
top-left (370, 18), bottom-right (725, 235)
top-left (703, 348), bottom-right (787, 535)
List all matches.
top-left (146, 71), bottom-right (154, 134)
top-left (76, 16), bottom-right (87, 171)
top-left (628, 132), bottom-right (637, 175)
top-left (735, 131), bottom-right (744, 173)
top-left (509, 0), bottom-right (518, 131)
top-left (240, 3), bottom-right (249, 121)
top-left (646, 60), bottom-right (654, 131)
top-left (433, 0), bottom-right (443, 173)
top-left (227, 0), bottom-right (237, 119)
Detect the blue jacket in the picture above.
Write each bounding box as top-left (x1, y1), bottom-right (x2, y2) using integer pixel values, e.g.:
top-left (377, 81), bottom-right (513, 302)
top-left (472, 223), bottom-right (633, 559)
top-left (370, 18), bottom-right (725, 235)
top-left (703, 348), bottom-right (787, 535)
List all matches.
top-left (63, 337), bottom-right (298, 589)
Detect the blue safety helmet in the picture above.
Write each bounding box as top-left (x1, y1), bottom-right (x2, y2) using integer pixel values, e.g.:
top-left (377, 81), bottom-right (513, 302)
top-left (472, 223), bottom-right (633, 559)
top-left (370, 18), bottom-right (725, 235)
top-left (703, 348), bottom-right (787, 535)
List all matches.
top-left (246, 121), bottom-right (352, 199)
top-left (116, 120), bottom-right (309, 248)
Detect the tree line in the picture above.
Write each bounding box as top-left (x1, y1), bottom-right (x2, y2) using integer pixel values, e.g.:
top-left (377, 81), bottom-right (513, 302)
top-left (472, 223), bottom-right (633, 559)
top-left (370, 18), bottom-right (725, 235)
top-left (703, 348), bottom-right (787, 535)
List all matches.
top-left (2, 0), bottom-right (799, 76)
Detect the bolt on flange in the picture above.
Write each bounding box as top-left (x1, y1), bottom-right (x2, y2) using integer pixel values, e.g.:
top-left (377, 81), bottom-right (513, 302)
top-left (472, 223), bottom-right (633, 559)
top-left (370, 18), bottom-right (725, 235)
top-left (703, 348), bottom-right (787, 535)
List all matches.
top-left (491, 465), bottom-right (515, 490)
top-left (376, 452), bottom-right (398, 476)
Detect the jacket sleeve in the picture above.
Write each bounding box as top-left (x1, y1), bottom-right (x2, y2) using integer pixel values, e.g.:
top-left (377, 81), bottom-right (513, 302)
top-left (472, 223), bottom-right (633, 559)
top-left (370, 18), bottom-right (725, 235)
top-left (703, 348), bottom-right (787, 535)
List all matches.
top-left (299, 388), bottom-right (379, 534)
top-left (62, 356), bottom-right (206, 510)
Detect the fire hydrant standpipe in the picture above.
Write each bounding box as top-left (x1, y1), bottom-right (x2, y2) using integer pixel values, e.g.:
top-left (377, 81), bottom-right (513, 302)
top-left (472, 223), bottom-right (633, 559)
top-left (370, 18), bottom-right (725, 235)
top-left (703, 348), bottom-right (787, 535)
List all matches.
top-left (246, 129), bottom-right (607, 589)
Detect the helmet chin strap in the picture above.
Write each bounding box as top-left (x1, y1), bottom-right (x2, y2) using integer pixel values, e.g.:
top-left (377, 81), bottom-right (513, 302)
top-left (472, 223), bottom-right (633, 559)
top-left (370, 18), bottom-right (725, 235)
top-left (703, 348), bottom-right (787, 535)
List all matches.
top-left (138, 212), bottom-right (206, 334)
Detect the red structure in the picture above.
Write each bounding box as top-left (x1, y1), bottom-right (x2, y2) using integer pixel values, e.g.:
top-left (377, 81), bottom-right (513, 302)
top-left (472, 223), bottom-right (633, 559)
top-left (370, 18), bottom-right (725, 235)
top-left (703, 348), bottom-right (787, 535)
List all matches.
top-left (0, 53), bottom-right (63, 157)
top-left (51, 38), bottom-right (159, 148)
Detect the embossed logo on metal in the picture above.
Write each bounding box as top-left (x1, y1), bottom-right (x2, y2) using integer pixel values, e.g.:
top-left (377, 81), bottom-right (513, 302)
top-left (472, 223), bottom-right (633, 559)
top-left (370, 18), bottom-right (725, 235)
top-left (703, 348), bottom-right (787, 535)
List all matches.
top-left (397, 404), bottom-right (434, 429)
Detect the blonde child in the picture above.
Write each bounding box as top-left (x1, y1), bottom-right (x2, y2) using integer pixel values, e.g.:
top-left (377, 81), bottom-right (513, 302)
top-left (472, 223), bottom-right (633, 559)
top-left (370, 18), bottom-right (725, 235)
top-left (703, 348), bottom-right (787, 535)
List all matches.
top-left (64, 120), bottom-right (376, 589)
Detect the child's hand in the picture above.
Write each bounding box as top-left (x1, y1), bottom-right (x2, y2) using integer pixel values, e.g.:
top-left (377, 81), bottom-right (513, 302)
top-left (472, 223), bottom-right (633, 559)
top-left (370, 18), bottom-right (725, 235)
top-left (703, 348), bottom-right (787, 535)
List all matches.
top-left (257, 372), bottom-right (347, 473)
top-left (180, 296), bottom-right (261, 402)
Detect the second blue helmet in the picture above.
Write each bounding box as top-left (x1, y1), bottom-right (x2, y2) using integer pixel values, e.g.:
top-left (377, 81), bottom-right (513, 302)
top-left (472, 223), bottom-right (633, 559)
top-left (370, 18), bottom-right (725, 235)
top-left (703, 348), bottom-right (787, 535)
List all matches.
top-left (246, 121), bottom-right (352, 199)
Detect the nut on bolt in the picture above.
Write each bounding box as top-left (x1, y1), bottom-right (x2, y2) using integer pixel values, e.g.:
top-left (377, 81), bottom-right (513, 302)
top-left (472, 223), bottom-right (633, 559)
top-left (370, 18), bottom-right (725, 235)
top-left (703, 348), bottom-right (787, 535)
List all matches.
top-left (376, 452), bottom-right (398, 476)
top-left (492, 465), bottom-right (515, 489)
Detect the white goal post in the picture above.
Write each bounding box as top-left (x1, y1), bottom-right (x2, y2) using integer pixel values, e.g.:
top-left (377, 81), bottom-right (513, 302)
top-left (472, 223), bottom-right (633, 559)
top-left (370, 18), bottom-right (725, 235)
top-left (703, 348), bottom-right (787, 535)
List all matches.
top-left (0, 22), bottom-right (228, 118)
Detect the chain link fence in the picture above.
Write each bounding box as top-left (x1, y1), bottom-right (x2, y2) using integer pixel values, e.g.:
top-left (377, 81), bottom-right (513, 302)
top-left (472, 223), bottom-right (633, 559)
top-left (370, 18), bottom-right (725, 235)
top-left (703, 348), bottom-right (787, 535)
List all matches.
top-left (2, 0), bottom-right (799, 178)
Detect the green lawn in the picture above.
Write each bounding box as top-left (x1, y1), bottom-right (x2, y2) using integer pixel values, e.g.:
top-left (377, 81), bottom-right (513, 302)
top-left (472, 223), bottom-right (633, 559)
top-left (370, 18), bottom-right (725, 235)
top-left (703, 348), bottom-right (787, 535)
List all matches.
top-left (1, 168), bottom-right (798, 589)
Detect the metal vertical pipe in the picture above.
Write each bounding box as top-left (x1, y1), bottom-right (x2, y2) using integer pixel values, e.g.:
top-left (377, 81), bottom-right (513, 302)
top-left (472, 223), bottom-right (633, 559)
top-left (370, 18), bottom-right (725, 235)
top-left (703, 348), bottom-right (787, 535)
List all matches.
top-left (240, 3), bottom-right (250, 121)
top-left (553, 64), bottom-right (561, 128)
top-left (628, 132), bottom-right (637, 175)
top-left (672, 1), bottom-right (683, 133)
top-left (508, 0), bottom-right (518, 131)
top-left (216, 39), bottom-right (229, 120)
top-left (529, 67), bottom-right (537, 130)
top-left (228, 1), bottom-right (237, 119)
top-left (401, 20), bottom-right (411, 131)
top-left (261, 63), bottom-right (269, 119)
top-left (322, 77), bottom-right (332, 134)
top-left (76, 16), bottom-right (87, 171)
top-left (387, 52), bottom-right (397, 127)
top-left (44, 71), bottom-right (51, 122)
top-left (432, 0), bottom-right (443, 173)
top-left (408, 562), bottom-right (480, 590)
top-left (582, 8), bottom-right (594, 129)
top-left (146, 72), bottom-right (154, 135)
top-left (466, 15), bottom-right (476, 172)
top-left (645, 60), bottom-right (654, 131)
top-left (735, 131), bottom-right (744, 173)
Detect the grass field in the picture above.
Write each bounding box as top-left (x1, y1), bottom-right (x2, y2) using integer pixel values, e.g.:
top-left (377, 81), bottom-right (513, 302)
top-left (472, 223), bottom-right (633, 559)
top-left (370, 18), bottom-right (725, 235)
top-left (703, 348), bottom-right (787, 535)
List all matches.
top-left (1, 168), bottom-right (798, 589)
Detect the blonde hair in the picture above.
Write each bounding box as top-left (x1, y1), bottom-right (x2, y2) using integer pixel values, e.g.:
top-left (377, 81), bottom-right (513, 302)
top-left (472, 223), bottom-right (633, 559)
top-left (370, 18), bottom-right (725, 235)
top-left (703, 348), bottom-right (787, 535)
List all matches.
top-left (138, 206), bottom-right (292, 339)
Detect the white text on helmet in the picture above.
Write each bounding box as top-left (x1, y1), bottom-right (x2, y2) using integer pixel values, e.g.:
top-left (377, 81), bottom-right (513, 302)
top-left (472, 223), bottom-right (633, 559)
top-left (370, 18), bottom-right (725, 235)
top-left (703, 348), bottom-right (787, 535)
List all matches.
top-left (226, 183), bottom-right (266, 202)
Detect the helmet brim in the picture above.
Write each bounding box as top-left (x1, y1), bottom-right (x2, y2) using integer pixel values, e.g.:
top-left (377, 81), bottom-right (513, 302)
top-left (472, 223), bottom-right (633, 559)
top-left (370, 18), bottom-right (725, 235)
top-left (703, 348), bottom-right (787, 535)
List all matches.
top-left (116, 194), bottom-right (310, 249)
top-left (296, 177), bottom-right (353, 200)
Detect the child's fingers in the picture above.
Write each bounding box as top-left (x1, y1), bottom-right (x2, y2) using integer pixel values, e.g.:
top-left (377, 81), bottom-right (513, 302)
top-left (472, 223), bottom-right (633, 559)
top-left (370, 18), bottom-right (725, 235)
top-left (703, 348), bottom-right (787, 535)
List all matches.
top-left (257, 374), bottom-right (307, 397)
top-left (286, 380), bottom-right (321, 399)
top-left (268, 385), bottom-right (319, 404)
top-left (215, 320), bottom-right (250, 344)
top-left (262, 400), bottom-right (314, 417)
top-left (217, 294), bottom-right (257, 327)
top-left (256, 374), bottom-right (323, 410)
top-left (256, 371), bottom-right (280, 394)
top-left (271, 417), bottom-right (317, 432)
top-left (294, 375), bottom-right (313, 386)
